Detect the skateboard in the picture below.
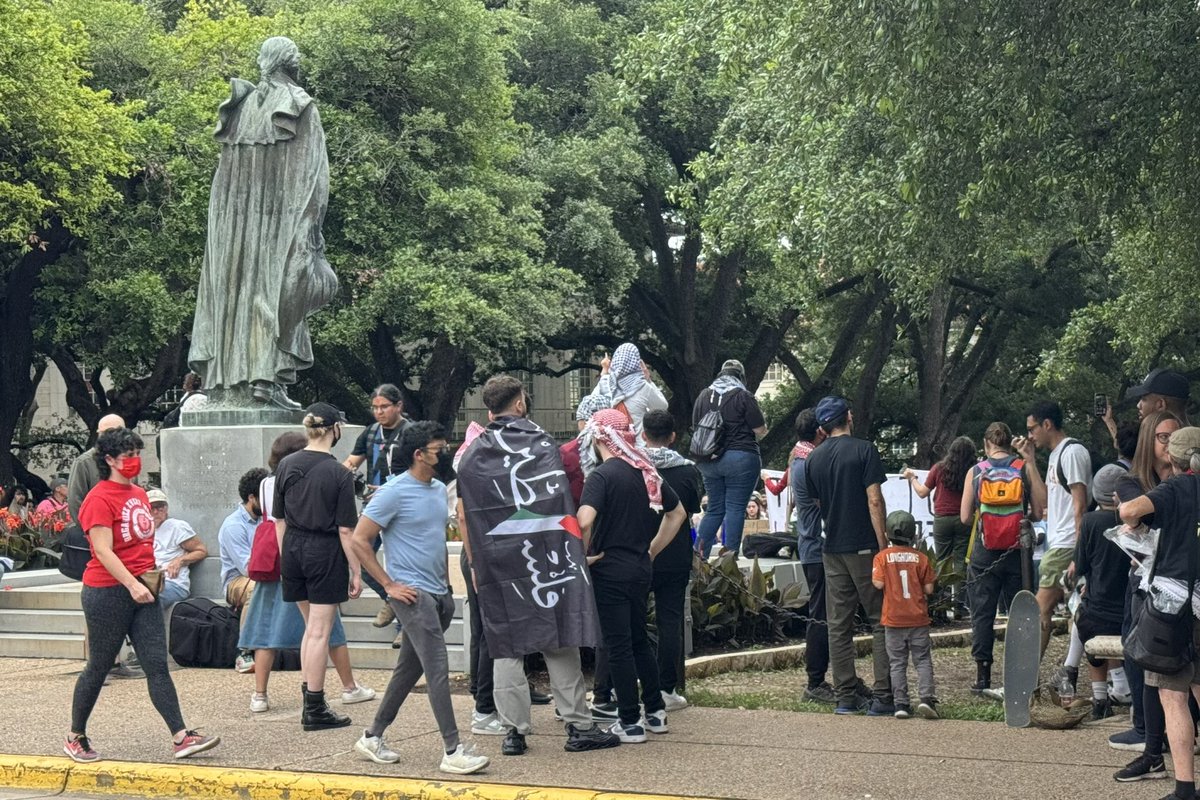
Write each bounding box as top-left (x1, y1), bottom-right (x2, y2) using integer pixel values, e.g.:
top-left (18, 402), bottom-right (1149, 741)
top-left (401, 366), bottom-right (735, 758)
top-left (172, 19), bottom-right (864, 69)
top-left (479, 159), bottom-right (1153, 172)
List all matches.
top-left (1003, 589), bottom-right (1040, 728)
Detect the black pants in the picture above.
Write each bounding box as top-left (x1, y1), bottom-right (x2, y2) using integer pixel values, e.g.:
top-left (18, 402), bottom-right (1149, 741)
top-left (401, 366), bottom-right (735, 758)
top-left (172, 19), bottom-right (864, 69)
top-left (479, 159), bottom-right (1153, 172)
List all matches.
top-left (594, 575), bottom-right (664, 725)
top-left (652, 569), bottom-right (689, 695)
top-left (460, 550), bottom-right (494, 715)
top-left (73, 584), bottom-right (185, 735)
top-left (968, 551), bottom-right (1023, 665)
top-left (803, 562), bottom-right (830, 687)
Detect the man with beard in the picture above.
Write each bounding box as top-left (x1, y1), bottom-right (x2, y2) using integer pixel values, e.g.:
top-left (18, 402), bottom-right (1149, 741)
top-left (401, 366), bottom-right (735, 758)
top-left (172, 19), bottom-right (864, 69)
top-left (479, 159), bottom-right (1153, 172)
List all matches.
top-left (456, 375), bottom-right (618, 756)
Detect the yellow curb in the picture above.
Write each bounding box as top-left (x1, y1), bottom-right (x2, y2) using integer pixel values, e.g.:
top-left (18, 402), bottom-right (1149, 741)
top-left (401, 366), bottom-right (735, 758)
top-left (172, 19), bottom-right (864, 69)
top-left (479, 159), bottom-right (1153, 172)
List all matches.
top-left (0, 756), bottom-right (720, 800)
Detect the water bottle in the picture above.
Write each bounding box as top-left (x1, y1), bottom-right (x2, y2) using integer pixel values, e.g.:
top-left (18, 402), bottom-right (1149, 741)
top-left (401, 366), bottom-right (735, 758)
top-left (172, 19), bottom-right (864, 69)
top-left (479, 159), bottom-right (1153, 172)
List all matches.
top-left (1057, 671), bottom-right (1075, 708)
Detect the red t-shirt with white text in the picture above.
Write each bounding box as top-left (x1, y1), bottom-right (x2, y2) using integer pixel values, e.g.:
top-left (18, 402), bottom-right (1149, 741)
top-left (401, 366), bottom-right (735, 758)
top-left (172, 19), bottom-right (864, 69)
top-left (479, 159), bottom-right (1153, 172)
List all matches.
top-left (77, 480), bottom-right (156, 587)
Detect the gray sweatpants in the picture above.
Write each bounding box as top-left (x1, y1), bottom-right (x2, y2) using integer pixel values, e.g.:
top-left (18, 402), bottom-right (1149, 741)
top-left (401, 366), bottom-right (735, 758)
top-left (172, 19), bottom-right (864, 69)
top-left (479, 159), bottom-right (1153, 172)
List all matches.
top-left (494, 646), bottom-right (590, 734)
top-left (885, 625), bottom-right (935, 705)
top-left (824, 550), bottom-right (891, 704)
top-left (370, 590), bottom-right (459, 751)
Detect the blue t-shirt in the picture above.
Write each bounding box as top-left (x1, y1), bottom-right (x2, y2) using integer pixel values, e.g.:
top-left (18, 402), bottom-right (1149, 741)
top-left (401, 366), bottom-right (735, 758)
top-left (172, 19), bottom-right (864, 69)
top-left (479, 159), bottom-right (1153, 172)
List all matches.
top-left (789, 454), bottom-right (823, 565)
top-left (217, 505), bottom-right (257, 592)
top-left (363, 472), bottom-right (449, 595)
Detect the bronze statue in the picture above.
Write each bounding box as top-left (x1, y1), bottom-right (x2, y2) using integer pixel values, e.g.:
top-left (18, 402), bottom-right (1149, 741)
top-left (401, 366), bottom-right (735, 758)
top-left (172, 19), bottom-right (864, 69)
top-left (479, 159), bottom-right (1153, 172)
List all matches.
top-left (189, 37), bottom-right (337, 411)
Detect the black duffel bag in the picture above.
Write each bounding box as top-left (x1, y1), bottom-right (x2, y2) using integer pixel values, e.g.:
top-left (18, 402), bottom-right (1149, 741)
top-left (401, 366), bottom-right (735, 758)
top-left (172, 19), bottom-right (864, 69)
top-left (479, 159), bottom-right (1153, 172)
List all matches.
top-left (169, 598), bottom-right (240, 668)
top-left (741, 532), bottom-right (797, 559)
top-left (57, 524), bottom-right (91, 581)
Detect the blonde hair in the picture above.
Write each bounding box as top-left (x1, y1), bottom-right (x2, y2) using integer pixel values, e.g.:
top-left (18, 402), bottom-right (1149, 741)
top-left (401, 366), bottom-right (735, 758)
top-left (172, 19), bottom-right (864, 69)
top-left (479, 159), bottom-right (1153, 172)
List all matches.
top-left (983, 422), bottom-right (1013, 451)
top-left (303, 413), bottom-right (336, 440)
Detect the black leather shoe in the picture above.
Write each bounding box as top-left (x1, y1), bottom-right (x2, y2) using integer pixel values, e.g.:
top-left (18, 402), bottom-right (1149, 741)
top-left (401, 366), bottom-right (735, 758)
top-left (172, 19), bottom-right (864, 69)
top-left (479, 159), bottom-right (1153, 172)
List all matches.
top-left (530, 688), bottom-right (552, 705)
top-left (502, 729), bottom-right (527, 756)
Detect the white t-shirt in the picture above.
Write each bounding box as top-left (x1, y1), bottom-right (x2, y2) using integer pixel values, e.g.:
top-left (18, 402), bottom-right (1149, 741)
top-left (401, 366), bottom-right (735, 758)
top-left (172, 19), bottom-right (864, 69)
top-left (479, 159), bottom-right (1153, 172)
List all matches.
top-left (1045, 438), bottom-right (1092, 550)
top-left (154, 517), bottom-right (198, 592)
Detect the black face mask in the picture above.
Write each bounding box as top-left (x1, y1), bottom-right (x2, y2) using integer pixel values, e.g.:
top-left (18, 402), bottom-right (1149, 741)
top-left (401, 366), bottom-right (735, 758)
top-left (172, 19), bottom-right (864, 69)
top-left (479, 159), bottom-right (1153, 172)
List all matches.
top-left (332, 425), bottom-right (342, 448)
top-left (435, 449), bottom-right (456, 483)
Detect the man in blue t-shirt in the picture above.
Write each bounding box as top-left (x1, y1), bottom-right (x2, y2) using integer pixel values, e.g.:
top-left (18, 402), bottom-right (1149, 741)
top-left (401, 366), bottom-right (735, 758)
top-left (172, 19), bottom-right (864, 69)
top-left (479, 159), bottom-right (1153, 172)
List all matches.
top-left (349, 421), bottom-right (488, 776)
top-left (788, 409), bottom-right (832, 703)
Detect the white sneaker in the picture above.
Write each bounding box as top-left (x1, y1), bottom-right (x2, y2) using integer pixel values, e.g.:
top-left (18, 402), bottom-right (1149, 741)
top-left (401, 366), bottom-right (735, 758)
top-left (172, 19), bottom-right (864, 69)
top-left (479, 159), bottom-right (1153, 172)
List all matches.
top-left (249, 692), bottom-right (269, 713)
top-left (354, 731), bottom-right (399, 764)
top-left (234, 651), bottom-right (255, 674)
top-left (645, 710), bottom-right (668, 734)
top-left (439, 743), bottom-right (489, 775)
top-left (471, 711), bottom-right (507, 735)
top-left (661, 690), bottom-right (688, 711)
top-left (606, 720), bottom-right (647, 744)
top-left (342, 685), bottom-right (377, 705)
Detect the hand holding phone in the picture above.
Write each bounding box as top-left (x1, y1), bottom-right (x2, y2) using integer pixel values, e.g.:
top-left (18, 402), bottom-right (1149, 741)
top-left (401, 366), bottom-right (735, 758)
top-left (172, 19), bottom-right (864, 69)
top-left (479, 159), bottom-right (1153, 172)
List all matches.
top-left (1094, 393), bottom-right (1108, 418)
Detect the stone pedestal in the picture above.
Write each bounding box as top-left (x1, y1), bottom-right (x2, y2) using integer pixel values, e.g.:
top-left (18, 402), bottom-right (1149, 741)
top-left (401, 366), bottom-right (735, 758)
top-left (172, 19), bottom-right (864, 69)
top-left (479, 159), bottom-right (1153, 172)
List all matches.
top-left (158, 423), bottom-right (363, 600)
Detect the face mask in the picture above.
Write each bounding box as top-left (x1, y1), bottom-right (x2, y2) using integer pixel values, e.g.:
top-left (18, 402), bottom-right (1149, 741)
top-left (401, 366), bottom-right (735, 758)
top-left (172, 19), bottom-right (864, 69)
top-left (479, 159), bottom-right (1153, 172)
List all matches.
top-left (331, 425), bottom-right (342, 448)
top-left (116, 455), bottom-right (142, 479)
top-left (435, 449), bottom-right (456, 483)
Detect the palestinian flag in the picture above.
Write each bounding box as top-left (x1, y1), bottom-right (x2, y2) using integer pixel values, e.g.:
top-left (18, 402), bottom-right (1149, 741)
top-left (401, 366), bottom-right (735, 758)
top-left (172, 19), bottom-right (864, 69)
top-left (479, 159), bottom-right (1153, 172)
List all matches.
top-left (457, 415), bottom-right (600, 658)
top-left (487, 510), bottom-right (582, 539)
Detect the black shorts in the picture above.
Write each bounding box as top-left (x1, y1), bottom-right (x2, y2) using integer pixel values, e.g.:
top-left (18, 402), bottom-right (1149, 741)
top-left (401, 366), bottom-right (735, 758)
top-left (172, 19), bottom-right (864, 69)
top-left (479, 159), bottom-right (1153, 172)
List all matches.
top-left (281, 531), bottom-right (348, 605)
top-left (1075, 604), bottom-right (1123, 667)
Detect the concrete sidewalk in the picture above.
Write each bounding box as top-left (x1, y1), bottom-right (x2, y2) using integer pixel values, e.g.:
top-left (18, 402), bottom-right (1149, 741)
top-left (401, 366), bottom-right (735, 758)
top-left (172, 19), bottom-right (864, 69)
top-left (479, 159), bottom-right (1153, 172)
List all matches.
top-left (0, 657), bottom-right (1174, 800)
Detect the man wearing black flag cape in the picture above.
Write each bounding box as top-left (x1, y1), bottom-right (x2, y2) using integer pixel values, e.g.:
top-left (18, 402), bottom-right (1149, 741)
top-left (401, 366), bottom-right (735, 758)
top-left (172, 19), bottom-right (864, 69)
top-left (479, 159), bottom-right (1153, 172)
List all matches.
top-left (457, 376), bottom-right (619, 756)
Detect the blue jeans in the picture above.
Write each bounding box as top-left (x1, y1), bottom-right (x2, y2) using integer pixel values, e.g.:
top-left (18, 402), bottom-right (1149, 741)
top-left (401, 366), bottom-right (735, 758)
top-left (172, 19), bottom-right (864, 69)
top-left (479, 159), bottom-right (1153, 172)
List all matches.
top-left (696, 449), bottom-right (761, 557)
top-left (158, 580), bottom-right (190, 608)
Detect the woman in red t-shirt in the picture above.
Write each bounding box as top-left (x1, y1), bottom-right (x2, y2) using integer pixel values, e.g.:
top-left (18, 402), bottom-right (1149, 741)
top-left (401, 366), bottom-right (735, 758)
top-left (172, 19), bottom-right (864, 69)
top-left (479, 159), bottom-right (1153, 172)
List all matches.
top-left (902, 436), bottom-right (976, 572)
top-left (64, 427), bottom-right (219, 763)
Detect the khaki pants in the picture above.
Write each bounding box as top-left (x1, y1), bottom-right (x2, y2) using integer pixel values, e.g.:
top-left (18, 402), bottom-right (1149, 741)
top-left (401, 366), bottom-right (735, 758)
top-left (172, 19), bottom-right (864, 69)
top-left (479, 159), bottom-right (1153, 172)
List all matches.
top-left (226, 576), bottom-right (256, 630)
top-left (494, 647), bottom-right (590, 734)
top-left (824, 550), bottom-right (890, 704)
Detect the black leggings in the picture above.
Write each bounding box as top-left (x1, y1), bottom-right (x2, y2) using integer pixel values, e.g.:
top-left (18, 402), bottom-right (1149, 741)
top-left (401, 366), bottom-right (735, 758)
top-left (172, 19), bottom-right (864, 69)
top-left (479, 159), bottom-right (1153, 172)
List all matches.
top-left (72, 584), bottom-right (185, 735)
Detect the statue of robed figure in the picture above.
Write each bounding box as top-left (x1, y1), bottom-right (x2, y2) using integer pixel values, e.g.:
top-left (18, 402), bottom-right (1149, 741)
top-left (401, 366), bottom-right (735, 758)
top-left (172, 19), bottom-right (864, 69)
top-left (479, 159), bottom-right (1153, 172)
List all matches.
top-left (188, 37), bottom-right (337, 411)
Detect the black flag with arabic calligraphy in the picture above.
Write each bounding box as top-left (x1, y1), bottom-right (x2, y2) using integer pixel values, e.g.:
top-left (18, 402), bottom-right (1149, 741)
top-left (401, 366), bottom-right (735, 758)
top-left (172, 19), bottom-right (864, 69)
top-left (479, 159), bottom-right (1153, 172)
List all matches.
top-left (457, 415), bottom-right (600, 659)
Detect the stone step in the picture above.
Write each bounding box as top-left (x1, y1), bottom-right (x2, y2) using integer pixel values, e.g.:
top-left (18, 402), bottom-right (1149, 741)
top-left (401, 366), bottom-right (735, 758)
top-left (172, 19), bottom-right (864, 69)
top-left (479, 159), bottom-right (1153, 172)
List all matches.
top-left (340, 594), bottom-right (465, 617)
top-left (0, 632), bottom-right (86, 659)
top-left (346, 640), bottom-right (467, 672)
top-left (0, 586), bottom-right (83, 611)
top-left (0, 608), bottom-right (84, 635)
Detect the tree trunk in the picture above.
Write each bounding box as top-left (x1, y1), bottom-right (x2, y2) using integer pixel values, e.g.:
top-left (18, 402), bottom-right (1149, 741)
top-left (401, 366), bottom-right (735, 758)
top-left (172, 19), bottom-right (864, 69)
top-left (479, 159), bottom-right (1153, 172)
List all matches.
top-left (0, 220), bottom-right (72, 484)
top-left (853, 301), bottom-right (898, 437)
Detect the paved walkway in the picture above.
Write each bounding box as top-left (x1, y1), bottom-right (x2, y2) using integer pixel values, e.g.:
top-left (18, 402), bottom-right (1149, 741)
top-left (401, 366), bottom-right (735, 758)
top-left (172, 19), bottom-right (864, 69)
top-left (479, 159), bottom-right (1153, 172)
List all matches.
top-left (0, 657), bottom-right (1177, 800)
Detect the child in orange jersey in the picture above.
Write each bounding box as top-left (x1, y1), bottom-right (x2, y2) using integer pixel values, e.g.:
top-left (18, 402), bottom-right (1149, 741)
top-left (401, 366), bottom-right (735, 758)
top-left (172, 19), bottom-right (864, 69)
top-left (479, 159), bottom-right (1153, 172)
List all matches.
top-left (872, 511), bottom-right (938, 720)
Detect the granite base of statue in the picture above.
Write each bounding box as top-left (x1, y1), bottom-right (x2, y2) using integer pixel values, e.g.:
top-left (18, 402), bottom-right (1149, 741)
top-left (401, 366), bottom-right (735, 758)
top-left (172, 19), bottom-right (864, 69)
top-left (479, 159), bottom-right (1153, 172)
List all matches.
top-left (159, 423), bottom-right (361, 600)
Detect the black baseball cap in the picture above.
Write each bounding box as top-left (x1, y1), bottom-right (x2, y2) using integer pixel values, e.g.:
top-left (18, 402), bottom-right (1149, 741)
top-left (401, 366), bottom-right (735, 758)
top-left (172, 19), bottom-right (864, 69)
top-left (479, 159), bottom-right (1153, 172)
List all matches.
top-left (304, 402), bottom-right (346, 427)
top-left (1125, 368), bottom-right (1189, 401)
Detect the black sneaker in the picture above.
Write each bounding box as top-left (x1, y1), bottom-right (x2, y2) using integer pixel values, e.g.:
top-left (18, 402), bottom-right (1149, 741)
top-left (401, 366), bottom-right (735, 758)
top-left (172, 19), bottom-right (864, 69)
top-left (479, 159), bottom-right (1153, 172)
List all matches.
top-left (590, 701), bottom-right (619, 721)
top-left (1091, 699), bottom-right (1114, 721)
top-left (917, 698), bottom-right (940, 720)
top-left (564, 723), bottom-right (620, 752)
top-left (866, 698), bottom-right (896, 717)
top-left (894, 704), bottom-right (912, 719)
top-left (802, 683), bottom-right (836, 704)
top-left (501, 729), bottom-right (527, 756)
top-left (1113, 754), bottom-right (1166, 782)
top-left (853, 678), bottom-right (873, 699)
top-left (530, 688), bottom-right (552, 705)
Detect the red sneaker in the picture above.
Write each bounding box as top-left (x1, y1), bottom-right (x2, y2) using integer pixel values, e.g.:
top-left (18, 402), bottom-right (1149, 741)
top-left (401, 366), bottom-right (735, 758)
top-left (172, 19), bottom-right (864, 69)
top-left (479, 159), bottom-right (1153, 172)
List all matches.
top-left (64, 735), bottom-right (100, 763)
top-left (173, 730), bottom-right (220, 759)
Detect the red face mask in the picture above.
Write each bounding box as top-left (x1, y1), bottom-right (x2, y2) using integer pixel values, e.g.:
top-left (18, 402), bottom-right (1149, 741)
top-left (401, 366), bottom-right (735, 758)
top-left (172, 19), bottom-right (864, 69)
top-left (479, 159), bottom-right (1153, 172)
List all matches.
top-left (116, 455), bottom-right (142, 479)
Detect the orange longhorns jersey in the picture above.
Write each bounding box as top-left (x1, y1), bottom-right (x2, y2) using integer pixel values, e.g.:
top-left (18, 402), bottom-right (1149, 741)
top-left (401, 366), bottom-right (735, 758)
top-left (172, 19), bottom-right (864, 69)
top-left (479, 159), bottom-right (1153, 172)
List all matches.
top-left (872, 545), bottom-right (934, 628)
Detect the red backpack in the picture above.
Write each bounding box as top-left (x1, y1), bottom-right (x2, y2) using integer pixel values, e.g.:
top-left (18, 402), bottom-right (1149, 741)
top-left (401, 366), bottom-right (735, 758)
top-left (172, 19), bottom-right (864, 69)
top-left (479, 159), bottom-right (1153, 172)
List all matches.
top-left (247, 518), bottom-right (280, 582)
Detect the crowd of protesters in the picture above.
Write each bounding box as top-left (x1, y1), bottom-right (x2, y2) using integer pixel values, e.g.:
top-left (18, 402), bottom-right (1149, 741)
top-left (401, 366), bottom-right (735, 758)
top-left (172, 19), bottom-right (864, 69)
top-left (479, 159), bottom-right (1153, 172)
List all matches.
top-left (35, 351), bottom-right (1200, 799)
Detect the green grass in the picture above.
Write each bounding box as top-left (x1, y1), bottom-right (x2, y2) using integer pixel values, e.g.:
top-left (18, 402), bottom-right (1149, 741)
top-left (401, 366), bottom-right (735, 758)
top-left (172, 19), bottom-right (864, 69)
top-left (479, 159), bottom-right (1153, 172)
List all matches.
top-left (687, 686), bottom-right (1006, 722)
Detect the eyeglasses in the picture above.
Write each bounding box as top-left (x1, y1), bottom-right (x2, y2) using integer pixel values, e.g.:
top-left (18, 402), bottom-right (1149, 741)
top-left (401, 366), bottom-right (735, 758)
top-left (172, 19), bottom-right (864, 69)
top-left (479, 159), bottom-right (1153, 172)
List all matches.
top-left (1156, 432), bottom-right (1173, 444)
top-left (371, 402), bottom-right (396, 412)
top-left (422, 444), bottom-right (451, 455)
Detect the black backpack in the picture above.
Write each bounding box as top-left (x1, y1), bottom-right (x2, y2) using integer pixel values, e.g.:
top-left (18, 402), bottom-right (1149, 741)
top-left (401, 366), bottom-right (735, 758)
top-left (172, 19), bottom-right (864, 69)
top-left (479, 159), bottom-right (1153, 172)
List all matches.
top-left (169, 598), bottom-right (240, 668)
top-left (741, 532), bottom-right (797, 559)
top-left (689, 389), bottom-right (726, 461)
top-left (161, 391), bottom-right (205, 429)
top-left (57, 524), bottom-right (91, 581)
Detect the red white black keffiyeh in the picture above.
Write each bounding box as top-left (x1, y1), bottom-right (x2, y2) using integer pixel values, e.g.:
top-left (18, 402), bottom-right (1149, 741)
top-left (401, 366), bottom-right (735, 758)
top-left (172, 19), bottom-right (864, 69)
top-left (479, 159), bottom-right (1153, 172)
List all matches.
top-left (586, 408), bottom-right (663, 511)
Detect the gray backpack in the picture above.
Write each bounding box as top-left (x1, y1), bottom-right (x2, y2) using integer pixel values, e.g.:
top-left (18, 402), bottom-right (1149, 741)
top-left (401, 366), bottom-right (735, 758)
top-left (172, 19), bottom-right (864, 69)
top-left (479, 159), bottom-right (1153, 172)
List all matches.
top-left (689, 389), bottom-right (726, 461)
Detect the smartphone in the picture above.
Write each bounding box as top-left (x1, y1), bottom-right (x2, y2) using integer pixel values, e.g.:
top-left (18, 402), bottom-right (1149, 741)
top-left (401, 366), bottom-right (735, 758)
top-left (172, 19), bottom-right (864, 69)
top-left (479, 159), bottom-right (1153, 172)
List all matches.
top-left (1094, 393), bottom-right (1108, 418)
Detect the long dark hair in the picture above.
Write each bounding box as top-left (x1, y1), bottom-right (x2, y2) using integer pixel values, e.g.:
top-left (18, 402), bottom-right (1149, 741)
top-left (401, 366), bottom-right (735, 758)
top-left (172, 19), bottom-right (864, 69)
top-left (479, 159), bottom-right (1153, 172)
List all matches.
top-left (940, 436), bottom-right (977, 491)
